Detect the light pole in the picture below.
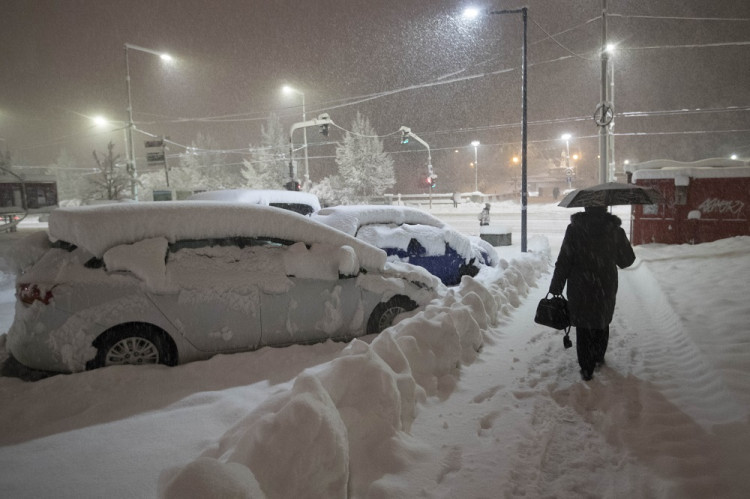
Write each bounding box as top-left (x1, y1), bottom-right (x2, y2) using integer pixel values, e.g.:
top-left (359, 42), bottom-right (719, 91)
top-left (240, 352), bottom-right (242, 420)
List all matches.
top-left (283, 85), bottom-right (309, 185)
top-left (471, 140), bottom-right (480, 192)
top-left (124, 43), bottom-right (172, 201)
top-left (599, 0), bottom-right (610, 184)
top-left (463, 6), bottom-right (529, 251)
top-left (606, 43), bottom-right (616, 182)
top-left (561, 133), bottom-right (571, 167)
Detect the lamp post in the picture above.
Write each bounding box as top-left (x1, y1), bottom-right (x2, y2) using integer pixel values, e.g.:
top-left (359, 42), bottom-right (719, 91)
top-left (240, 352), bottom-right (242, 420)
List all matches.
top-left (471, 141), bottom-right (480, 192)
top-left (561, 133), bottom-right (571, 167)
top-left (463, 6), bottom-right (529, 251)
top-left (282, 85), bottom-right (309, 185)
top-left (124, 43), bottom-right (172, 201)
top-left (606, 43), bottom-right (616, 182)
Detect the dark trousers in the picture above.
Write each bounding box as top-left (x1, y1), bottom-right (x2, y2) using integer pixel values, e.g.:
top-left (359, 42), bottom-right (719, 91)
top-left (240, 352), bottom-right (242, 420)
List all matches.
top-left (575, 326), bottom-right (609, 373)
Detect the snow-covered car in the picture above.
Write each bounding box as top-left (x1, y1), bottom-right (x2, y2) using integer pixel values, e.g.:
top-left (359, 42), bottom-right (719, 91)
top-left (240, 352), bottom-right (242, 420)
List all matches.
top-left (312, 205), bottom-right (499, 286)
top-left (7, 202), bottom-right (441, 373)
top-left (188, 189), bottom-right (321, 215)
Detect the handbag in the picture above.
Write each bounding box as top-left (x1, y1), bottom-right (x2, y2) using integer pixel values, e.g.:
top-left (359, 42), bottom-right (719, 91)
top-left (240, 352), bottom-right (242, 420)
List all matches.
top-left (534, 293), bottom-right (572, 349)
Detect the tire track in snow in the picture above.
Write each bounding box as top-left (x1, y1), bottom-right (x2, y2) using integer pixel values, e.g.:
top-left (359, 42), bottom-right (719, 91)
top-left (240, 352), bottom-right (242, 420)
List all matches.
top-left (502, 263), bottom-right (739, 498)
top-left (616, 263), bottom-right (746, 428)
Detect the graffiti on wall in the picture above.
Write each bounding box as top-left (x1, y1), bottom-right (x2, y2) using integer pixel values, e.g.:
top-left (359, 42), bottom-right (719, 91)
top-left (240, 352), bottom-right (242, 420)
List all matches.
top-left (698, 198), bottom-right (745, 216)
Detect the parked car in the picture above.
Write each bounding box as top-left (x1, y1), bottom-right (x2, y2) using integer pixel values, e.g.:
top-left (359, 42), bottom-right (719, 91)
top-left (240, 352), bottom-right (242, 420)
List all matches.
top-left (188, 189), bottom-right (321, 215)
top-left (312, 205), bottom-right (499, 286)
top-left (7, 202), bottom-right (441, 373)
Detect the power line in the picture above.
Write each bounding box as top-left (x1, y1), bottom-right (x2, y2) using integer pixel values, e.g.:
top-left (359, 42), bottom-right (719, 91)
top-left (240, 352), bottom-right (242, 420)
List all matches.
top-left (608, 14), bottom-right (750, 22)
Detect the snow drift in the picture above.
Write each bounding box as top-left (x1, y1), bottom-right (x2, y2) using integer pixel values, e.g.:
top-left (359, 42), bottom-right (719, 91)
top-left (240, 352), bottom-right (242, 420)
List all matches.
top-left (159, 237), bottom-right (551, 498)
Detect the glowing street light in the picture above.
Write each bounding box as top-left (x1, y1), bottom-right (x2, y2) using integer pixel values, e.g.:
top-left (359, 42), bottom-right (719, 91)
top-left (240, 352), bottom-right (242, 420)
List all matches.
top-left (124, 43), bottom-right (173, 200)
top-left (462, 7), bottom-right (480, 20)
top-left (92, 116), bottom-right (109, 127)
top-left (282, 85), bottom-right (309, 185)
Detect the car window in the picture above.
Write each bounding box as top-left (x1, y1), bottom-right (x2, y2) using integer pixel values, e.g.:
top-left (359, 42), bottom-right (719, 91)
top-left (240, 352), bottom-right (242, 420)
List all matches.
top-left (169, 236), bottom-right (294, 253)
top-left (269, 202), bottom-right (315, 216)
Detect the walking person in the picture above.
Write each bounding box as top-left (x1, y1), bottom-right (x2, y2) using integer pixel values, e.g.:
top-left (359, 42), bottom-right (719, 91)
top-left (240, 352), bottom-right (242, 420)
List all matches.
top-left (478, 203), bottom-right (491, 226)
top-left (548, 205), bottom-right (635, 381)
top-left (452, 191), bottom-right (461, 208)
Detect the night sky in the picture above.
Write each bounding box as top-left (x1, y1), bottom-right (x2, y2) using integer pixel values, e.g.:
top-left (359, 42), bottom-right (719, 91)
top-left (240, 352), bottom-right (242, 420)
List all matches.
top-left (2, 0), bottom-right (749, 192)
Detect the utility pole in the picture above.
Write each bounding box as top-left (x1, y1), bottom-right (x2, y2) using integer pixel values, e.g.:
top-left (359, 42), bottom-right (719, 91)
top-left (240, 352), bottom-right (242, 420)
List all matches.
top-left (599, 0), bottom-right (610, 183)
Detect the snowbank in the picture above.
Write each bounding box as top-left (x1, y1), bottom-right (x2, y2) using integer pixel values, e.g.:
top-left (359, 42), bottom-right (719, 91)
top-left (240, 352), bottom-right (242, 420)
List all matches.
top-left (159, 237), bottom-right (551, 498)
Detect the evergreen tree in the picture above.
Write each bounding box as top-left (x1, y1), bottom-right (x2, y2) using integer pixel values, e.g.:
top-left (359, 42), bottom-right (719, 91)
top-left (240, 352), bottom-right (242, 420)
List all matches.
top-left (335, 112), bottom-right (395, 203)
top-left (242, 113), bottom-right (289, 190)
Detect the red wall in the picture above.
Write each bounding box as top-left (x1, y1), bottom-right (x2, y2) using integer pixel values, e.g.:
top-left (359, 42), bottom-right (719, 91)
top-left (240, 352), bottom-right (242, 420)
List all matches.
top-left (632, 176), bottom-right (750, 245)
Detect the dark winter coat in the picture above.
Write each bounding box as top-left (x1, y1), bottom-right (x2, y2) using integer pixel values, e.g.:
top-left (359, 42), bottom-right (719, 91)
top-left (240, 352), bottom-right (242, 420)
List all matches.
top-left (549, 211), bottom-right (636, 328)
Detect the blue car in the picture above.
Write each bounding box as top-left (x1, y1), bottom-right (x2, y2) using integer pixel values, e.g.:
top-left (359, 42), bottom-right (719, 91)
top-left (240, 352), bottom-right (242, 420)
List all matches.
top-left (313, 205), bottom-right (498, 286)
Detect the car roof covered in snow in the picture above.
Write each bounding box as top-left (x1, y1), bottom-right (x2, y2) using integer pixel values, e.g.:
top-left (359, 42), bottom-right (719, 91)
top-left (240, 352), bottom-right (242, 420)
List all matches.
top-left (188, 189), bottom-right (321, 212)
top-left (312, 205), bottom-right (446, 236)
top-left (313, 204), bottom-right (498, 267)
top-left (47, 201), bottom-right (386, 271)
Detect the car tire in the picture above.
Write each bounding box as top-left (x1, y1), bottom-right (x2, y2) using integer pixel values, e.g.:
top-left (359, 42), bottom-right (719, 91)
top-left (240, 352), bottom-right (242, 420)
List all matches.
top-left (86, 323), bottom-right (177, 370)
top-left (458, 262), bottom-right (479, 279)
top-left (366, 296), bottom-right (417, 334)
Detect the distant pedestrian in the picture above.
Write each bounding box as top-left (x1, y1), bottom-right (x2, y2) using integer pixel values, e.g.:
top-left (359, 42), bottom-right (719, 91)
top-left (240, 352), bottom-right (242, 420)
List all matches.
top-left (549, 206), bottom-right (635, 381)
top-left (553, 186), bottom-right (560, 200)
top-left (478, 203), bottom-right (491, 226)
top-left (452, 191), bottom-right (461, 208)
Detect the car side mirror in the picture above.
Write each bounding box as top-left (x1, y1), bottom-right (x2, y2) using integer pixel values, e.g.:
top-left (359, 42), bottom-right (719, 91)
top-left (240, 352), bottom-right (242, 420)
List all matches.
top-left (337, 245), bottom-right (360, 277)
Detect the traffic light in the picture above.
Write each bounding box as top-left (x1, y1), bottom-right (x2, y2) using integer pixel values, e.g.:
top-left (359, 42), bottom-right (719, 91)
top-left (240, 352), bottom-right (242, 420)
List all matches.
top-left (400, 130), bottom-right (410, 144)
top-left (426, 176), bottom-right (436, 188)
top-left (285, 180), bottom-right (301, 191)
top-left (320, 123), bottom-right (329, 136)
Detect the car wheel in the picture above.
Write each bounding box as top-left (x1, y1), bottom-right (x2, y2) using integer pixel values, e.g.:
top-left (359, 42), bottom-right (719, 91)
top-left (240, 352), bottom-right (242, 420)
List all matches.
top-left (87, 323), bottom-right (177, 370)
top-left (366, 296), bottom-right (417, 334)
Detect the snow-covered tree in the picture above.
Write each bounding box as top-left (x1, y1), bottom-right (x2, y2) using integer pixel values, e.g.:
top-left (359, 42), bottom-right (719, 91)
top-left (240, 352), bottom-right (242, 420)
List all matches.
top-left (87, 141), bottom-right (130, 201)
top-left (181, 133), bottom-right (238, 190)
top-left (242, 113), bottom-right (289, 190)
top-left (335, 112), bottom-right (395, 203)
top-left (52, 149), bottom-right (89, 204)
top-left (308, 175), bottom-right (352, 206)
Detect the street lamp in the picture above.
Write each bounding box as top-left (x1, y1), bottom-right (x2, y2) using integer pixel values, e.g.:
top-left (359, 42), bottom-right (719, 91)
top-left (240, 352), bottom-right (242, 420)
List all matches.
top-left (282, 85), bottom-right (309, 185)
top-left (471, 140), bottom-right (480, 192)
top-left (463, 6), bottom-right (529, 252)
top-left (124, 43), bottom-right (172, 201)
top-left (561, 133), bottom-right (572, 167)
top-left (606, 43), bottom-right (617, 182)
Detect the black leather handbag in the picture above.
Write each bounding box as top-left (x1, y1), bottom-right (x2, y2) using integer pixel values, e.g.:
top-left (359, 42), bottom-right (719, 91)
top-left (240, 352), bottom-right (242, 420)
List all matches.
top-left (534, 293), bottom-right (572, 348)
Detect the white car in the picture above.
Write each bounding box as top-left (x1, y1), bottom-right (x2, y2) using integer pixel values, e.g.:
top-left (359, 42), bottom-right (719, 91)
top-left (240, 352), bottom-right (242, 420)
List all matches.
top-left (7, 202), bottom-right (440, 373)
top-left (312, 205), bottom-right (499, 286)
top-left (188, 189), bottom-right (321, 215)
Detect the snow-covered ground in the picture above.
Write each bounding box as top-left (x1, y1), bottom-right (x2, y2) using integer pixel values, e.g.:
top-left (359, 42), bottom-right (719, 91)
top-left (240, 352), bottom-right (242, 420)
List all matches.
top-left (1, 201), bottom-right (749, 498)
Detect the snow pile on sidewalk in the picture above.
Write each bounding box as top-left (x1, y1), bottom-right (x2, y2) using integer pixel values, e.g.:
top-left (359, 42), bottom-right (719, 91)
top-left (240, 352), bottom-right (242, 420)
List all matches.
top-left (159, 237), bottom-right (552, 498)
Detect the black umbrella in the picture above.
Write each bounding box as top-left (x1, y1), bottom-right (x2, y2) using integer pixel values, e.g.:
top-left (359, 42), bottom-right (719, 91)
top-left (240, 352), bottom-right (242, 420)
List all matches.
top-left (558, 182), bottom-right (666, 208)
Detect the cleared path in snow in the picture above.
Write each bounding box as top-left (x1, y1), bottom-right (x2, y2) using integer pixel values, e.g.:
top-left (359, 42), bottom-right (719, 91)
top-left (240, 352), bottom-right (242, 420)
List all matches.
top-left (390, 249), bottom-right (747, 498)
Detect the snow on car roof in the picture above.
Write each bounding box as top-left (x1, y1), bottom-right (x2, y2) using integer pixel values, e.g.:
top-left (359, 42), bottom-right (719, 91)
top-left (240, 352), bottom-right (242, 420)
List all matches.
top-left (312, 205), bottom-right (445, 236)
top-left (47, 201), bottom-right (386, 271)
top-left (313, 205), bottom-right (498, 266)
top-left (188, 189), bottom-right (321, 211)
